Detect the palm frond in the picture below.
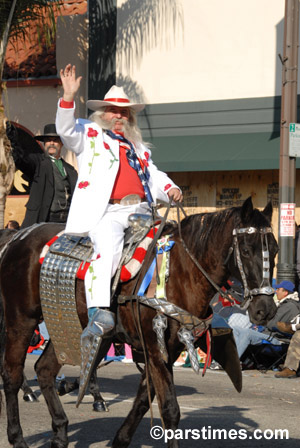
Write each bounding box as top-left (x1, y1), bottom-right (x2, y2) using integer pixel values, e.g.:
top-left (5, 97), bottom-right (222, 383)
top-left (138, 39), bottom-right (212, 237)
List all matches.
top-left (0, 0), bottom-right (61, 78)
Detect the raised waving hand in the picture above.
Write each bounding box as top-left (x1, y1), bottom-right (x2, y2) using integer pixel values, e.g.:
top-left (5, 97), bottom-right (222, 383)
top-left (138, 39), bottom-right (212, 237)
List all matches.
top-left (60, 64), bottom-right (82, 102)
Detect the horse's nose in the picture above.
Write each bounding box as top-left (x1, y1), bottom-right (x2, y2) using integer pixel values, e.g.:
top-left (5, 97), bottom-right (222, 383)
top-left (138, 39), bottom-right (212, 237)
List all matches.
top-left (248, 295), bottom-right (277, 325)
top-left (253, 308), bottom-right (268, 324)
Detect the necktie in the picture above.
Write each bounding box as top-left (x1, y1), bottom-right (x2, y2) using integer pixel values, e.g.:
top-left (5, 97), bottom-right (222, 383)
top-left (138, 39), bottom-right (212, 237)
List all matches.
top-left (106, 130), bottom-right (154, 207)
top-left (53, 158), bottom-right (66, 177)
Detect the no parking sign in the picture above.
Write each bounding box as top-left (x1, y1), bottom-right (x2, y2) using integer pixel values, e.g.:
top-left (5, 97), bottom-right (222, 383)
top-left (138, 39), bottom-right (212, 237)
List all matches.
top-left (280, 203), bottom-right (295, 237)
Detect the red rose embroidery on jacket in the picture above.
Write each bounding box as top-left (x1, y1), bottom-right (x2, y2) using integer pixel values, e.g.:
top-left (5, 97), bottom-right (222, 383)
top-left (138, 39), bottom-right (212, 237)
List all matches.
top-left (86, 128), bottom-right (100, 174)
top-left (78, 181), bottom-right (90, 189)
top-left (87, 128), bottom-right (99, 138)
top-left (104, 141), bottom-right (118, 169)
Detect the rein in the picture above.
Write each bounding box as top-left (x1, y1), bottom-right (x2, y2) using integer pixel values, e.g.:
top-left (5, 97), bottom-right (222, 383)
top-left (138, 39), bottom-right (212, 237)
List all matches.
top-left (127, 201), bottom-right (172, 428)
top-left (176, 203), bottom-right (236, 304)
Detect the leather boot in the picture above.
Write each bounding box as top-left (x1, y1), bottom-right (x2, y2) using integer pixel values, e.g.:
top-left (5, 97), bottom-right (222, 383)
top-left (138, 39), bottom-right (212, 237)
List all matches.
top-left (274, 367), bottom-right (296, 379)
top-left (76, 308), bottom-right (115, 407)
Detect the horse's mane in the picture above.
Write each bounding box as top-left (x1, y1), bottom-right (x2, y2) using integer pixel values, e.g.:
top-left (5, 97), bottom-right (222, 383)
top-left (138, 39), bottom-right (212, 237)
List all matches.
top-left (174, 204), bottom-right (271, 257)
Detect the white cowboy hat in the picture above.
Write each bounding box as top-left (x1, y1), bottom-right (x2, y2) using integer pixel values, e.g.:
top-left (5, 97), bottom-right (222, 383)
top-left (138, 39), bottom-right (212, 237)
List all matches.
top-left (86, 85), bottom-right (145, 113)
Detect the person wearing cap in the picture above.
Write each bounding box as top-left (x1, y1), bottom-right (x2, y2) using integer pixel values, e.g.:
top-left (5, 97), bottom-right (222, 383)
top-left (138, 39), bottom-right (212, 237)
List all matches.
top-left (56, 64), bottom-right (182, 396)
top-left (6, 122), bottom-right (77, 228)
top-left (266, 280), bottom-right (300, 333)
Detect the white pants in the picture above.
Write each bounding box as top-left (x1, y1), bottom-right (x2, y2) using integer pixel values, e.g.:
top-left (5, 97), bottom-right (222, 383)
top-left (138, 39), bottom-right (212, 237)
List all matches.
top-left (84, 202), bottom-right (150, 308)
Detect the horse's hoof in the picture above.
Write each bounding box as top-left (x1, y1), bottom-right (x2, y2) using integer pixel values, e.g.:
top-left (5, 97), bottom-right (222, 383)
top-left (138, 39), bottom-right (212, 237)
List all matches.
top-left (23, 392), bottom-right (39, 402)
top-left (93, 400), bottom-right (109, 412)
top-left (50, 439), bottom-right (68, 448)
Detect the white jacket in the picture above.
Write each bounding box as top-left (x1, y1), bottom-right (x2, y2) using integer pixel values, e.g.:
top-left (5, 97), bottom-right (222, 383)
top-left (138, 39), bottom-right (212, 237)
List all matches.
top-left (56, 102), bottom-right (179, 235)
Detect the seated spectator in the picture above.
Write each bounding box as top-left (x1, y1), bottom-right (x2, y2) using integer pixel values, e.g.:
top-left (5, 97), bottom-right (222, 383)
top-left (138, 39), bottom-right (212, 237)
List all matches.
top-left (210, 279), bottom-right (300, 370)
top-left (275, 328), bottom-right (300, 378)
top-left (5, 220), bottom-right (20, 230)
top-left (228, 309), bottom-right (282, 359)
top-left (211, 281), bottom-right (285, 361)
top-left (266, 281), bottom-right (300, 334)
top-left (277, 314), bottom-right (300, 335)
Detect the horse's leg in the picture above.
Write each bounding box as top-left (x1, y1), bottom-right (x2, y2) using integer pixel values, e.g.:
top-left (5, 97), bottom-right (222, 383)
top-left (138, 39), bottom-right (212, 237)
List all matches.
top-left (88, 367), bottom-right (109, 412)
top-left (113, 356), bottom-right (180, 448)
top-left (57, 368), bottom-right (108, 412)
top-left (112, 370), bottom-right (155, 448)
top-left (147, 358), bottom-right (180, 448)
top-left (35, 342), bottom-right (69, 448)
top-left (21, 373), bottom-right (39, 402)
top-left (2, 324), bottom-right (37, 448)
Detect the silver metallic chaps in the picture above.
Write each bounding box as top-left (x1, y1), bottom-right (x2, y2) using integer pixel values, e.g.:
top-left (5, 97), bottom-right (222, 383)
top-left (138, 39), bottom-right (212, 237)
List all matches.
top-left (76, 309), bottom-right (115, 407)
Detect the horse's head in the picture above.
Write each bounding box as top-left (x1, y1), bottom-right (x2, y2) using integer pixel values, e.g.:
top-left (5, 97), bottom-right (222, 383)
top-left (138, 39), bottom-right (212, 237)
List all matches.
top-left (227, 197), bottom-right (278, 325)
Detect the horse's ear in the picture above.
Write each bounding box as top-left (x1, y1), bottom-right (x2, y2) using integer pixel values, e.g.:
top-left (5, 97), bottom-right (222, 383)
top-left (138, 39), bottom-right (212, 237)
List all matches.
top-left (262, 201), bottom-right (273, 222)
top-left (241, 197), bottom-right (253, 223)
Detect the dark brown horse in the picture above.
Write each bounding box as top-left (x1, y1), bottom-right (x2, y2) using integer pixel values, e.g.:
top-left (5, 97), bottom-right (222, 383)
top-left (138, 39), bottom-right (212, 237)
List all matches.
top-left (0, 198), bottom-right (278, 448)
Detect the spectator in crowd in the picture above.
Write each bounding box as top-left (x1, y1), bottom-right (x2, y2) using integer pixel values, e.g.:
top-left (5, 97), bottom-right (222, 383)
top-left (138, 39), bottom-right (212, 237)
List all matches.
top-left (266, 281), bottom-right (300, 333)
top-left (275, 316), bottom-right (300, 378)
top-left (6, 122), bottom-right (77, 228)
top-left (5, 220), bottom-right (20, 230)
top-left (211, 279), bottom-right (299, 363)
top-left (228, 311), bottom-right (282, 359)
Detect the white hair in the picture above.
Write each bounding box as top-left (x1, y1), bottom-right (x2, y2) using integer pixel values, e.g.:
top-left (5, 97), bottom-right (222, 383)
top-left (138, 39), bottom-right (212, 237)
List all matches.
top-left (89, 107), bottom-right (148, 149)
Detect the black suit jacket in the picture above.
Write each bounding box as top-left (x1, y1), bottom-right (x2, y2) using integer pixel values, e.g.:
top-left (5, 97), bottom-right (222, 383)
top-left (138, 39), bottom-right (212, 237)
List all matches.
top-left (12, 146), bottom-right (78, 227)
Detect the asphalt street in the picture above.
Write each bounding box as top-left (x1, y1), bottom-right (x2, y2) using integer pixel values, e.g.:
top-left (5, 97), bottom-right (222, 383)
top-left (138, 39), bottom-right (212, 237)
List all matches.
top-left (0, 354), bottom-right (299, 448)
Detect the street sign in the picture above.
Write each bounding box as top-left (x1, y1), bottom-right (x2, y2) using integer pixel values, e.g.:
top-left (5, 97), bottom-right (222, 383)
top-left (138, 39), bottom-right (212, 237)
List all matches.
top-left (289, 123), bottom-right (300, 156)
top-left (280, 202), bottom-right (295, 237)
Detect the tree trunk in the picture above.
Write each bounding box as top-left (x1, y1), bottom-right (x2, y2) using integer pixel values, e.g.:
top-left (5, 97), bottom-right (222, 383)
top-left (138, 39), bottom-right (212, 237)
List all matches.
top-left (0, 82), bottom-right (15, 229)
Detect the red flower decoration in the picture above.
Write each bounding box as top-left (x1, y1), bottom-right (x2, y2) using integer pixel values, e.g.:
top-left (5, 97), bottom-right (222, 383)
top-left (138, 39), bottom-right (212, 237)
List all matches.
top-left (164, 184), bottom-right (171, 191)
top-left (78, 181), bottom-right (90, 189)
top-left (104, 142), bottom-right (110, 150)
top-left (87, 128), bottom-right (98, 138)
top-left (144, 152), bottom-right (150, 160)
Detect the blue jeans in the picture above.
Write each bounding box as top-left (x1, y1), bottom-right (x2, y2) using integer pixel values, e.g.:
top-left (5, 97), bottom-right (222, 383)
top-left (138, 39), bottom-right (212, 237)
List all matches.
top-left (232, 327), bottom-right (281, 358)
top-left (39, 321), bottom-right (50, 340)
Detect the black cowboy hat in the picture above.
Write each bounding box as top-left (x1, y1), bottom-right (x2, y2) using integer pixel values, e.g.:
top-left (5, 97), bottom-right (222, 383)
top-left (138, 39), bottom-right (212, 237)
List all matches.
top-left (34, 124), bottom-right (61, 142)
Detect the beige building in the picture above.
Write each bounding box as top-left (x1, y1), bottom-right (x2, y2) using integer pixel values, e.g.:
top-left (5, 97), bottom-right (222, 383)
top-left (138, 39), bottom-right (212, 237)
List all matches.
top-left (3, 0), bottom-right (300, 244)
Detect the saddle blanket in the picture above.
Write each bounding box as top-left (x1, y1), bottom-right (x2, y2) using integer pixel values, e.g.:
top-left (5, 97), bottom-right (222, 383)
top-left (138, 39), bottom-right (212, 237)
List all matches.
top-left (39, 227), bottom-right (159, 283)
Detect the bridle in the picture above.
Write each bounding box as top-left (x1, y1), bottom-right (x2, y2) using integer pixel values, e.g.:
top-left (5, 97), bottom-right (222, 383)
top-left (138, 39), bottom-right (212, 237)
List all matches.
top-left (229, 226), bottom-right (275, 310)
top-left (175, 202), bottom-right (275, 310)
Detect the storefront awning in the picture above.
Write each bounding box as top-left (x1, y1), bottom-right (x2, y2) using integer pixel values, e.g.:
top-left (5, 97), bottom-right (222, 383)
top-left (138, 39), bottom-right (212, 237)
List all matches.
top-left (149, 132), bottom-right (291, 172)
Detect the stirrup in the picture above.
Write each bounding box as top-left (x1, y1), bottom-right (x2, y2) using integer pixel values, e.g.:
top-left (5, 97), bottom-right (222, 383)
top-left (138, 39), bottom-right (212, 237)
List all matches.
top-left (76, 309), bottom-right (115, 407)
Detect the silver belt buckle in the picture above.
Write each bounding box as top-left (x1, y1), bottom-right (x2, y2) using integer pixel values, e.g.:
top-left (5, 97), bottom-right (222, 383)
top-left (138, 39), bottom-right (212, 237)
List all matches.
top-left (120, 194), bottom-right (142, 206)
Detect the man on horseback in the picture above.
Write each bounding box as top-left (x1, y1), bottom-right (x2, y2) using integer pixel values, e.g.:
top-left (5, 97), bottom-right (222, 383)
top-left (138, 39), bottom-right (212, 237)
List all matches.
top-left (56, 63), bottom-right (182, 401)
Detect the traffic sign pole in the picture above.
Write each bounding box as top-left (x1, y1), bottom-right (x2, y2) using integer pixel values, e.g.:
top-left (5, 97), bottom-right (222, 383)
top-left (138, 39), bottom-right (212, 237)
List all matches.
top-left (277, 0), bottom-right (299, 284)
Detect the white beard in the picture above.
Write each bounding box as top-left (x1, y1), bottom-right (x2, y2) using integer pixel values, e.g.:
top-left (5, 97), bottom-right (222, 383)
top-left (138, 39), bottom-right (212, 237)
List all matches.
top-left (89, 113), bottom-right (144, 149)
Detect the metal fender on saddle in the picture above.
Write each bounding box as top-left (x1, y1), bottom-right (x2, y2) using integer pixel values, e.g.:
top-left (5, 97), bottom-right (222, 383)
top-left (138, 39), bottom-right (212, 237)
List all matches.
top-left (119, 235), bottom-right (214, 375)
top-left (208, 328), bottom-right (242, 393)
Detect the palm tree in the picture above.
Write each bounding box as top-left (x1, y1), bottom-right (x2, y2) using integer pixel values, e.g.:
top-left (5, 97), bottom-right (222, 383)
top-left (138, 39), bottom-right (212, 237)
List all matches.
top-left (0, 0), bottom-right (60, 228)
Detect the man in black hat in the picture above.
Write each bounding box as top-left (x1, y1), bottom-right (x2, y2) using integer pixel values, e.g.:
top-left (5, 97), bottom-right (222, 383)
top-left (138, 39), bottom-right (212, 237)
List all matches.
top-left (6, 122), bottom-right (77, 228)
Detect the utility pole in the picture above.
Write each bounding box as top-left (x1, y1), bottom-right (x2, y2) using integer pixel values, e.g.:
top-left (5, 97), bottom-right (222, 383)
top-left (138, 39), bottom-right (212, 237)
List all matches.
top-left (277, 0), bottom-right (299, 283)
